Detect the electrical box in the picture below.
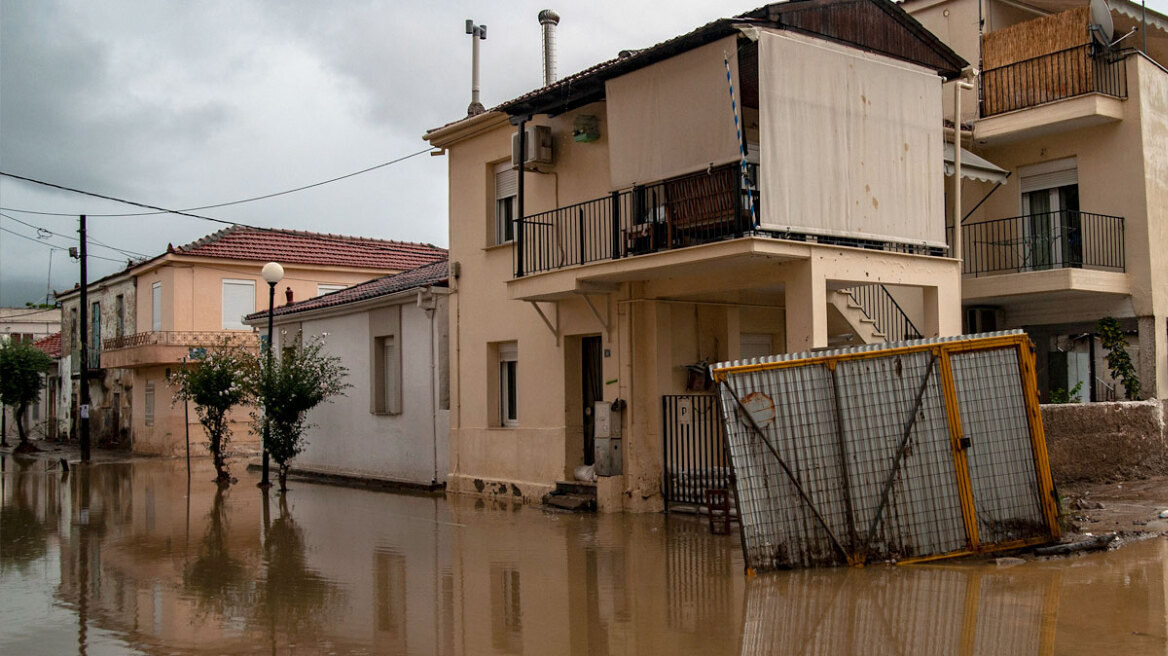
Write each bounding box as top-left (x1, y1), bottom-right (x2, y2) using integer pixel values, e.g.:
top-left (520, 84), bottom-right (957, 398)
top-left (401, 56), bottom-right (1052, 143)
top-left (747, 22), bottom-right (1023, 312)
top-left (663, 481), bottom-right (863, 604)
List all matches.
top-left (594, 401), bottom-right (621, 438)
top-left (511, 124), bottom-right (553, 169)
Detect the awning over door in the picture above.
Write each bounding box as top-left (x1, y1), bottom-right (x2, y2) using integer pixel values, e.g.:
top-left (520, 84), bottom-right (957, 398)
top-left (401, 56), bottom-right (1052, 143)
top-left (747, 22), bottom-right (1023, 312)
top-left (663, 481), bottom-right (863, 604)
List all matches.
top-left (943, 142), bottom-right (1009, 184)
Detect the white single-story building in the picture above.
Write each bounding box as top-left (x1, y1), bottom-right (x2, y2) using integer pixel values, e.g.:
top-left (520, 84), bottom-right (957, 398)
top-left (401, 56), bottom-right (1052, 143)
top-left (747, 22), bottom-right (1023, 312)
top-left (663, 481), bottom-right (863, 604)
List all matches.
top-left (245, 260), bottom-right (450, 488)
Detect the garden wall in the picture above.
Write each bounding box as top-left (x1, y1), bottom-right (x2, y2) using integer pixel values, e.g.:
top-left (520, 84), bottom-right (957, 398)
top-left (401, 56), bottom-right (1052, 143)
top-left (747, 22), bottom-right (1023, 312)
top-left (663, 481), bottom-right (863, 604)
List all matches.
top-left (1042, 400), bottom-right (1168, 483)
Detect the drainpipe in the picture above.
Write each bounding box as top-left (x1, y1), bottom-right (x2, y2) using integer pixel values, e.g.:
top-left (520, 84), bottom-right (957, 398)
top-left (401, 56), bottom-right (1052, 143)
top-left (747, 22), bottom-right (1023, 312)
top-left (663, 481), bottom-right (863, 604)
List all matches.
top-left (418, 288), bottom-right (439, 485)
top-left (952, 68), bottom-right (977, 267)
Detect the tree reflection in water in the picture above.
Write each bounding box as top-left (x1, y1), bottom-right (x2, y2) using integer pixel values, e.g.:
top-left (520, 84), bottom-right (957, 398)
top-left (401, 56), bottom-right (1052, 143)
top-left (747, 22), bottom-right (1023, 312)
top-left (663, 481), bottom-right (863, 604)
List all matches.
top-left (253, 493), bottom-right (345, 652)
top-left (182, 485), bottom-right (250, 620)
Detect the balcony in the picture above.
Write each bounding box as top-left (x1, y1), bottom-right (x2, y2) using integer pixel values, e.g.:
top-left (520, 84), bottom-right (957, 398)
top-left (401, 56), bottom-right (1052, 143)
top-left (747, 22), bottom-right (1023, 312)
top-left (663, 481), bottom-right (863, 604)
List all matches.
top-left (976, 45), bottom-right (1128, 144)
top-left (980, 44), bottom-right (1127, 117)
top-left (514, 164), bottom-right (759, 278)
top-left (957, 211), bottom-right (1128, 303)
top-left (101, 330), bottom-right (260, 369)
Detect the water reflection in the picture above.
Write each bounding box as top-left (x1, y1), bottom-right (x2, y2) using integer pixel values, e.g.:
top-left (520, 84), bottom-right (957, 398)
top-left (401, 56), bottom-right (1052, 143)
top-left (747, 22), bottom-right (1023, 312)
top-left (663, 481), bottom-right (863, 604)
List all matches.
top-left (2, 455), bottom-right (1168, 655)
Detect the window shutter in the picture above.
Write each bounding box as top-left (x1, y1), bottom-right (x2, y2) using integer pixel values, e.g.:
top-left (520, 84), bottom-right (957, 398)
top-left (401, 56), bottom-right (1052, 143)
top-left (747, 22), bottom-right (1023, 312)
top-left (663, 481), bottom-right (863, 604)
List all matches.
top-left (152, 283), bottom-right (162, 331)
top-left (1020, 158), bottom-right (1077, 193)
top-left (221, 280), bottom-right (256, 330)
top-left (495, 162), bottom-right (517, 200)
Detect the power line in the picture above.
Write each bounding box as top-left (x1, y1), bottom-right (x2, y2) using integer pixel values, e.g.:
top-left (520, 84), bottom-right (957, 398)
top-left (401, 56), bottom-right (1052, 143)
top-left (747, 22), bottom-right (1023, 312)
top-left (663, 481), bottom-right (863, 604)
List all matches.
top-left (0, 147), bottom-right (434, 218)
top-left (0, 225), bottom-right (127, 264)
top-left (0, 171), bottom-right (446, 260)
top-left (0, 212), bottom-right (149, 259)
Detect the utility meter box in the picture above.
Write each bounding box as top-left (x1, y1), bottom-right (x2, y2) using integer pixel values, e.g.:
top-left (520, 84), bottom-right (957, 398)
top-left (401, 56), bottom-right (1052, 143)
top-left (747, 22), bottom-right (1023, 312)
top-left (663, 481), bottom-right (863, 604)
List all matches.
top-left (594, 401), bottom-right (623, 476)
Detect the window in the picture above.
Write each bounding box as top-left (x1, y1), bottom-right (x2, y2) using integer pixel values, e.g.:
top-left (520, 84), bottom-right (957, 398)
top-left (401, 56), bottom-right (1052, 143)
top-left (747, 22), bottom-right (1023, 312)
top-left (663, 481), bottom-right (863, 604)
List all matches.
top-left (1020, 158), bottom-right (1080, 270)
top-left (145, 381), bottom-right (155, 427)
top-left (317, 284), bottom-right (346, 297)
top-left (115, 294), bottom-right (125, 338)
top-left (375, 335), bottom-right (401, 415)
top-left (221, 279), bottom-right (256, 330)
top-left (498, 342), bottom-right (518, 427)
top-left (151, 282), bottom-right (162, 331)
top-left (494, 161), bottom-right (518, 245)
top-left (71, 308), bottom-right (78, 349)
top-left (91, 302), bottom-right (101, 356)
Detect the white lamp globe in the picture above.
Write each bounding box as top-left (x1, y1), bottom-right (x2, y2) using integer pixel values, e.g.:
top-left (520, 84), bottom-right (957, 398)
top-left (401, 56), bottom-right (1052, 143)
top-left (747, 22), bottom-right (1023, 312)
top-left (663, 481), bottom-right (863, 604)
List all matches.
top-left (261, 262), bottom-right (284, 284)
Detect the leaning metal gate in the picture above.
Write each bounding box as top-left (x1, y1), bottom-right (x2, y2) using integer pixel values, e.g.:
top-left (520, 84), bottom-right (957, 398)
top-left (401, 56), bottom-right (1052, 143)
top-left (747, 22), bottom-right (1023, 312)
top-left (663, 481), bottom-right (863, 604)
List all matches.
top-left (710, 331), bottom-right (1061, 571)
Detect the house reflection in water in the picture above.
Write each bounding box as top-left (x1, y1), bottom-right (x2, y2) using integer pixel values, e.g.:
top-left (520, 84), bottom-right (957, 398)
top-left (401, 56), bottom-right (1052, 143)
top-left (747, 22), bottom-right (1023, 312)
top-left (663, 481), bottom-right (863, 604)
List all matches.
top-left (4, 457), bottom-right (1168, 655)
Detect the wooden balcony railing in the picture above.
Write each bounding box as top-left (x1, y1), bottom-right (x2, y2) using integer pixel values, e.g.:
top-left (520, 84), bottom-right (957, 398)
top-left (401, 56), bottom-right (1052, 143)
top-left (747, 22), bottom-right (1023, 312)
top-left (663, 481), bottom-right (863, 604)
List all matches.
top-left (103, 330), bottom-right (260, 352)
top-left (980, 44), bottom-right (1127, 117)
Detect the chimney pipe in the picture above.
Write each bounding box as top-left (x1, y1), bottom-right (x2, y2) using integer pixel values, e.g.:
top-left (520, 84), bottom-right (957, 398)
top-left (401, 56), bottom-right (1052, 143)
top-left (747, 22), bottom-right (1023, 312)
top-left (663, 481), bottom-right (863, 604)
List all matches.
top-left (284, 286), bottom-right (293, 305)
top-left (538, 10), bottom-right (560, 86)
top-left (466, 20), bottom-right (487, 116)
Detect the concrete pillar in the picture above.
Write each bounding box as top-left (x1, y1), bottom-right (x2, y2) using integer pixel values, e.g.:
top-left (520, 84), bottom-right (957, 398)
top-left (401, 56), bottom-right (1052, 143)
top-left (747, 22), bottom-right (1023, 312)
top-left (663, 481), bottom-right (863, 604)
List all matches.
top-left (784, 259), bottom-right (827, 352)
top-left (625, 300), bottom-right (669, 512)
top-left (1137, 315), bottom-right (1167, 399)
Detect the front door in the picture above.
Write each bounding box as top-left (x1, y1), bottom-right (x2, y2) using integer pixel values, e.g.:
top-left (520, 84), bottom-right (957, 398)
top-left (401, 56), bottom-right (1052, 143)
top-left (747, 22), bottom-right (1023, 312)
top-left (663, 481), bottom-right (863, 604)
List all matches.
top-left (582, 336), bottom-right (603, 466)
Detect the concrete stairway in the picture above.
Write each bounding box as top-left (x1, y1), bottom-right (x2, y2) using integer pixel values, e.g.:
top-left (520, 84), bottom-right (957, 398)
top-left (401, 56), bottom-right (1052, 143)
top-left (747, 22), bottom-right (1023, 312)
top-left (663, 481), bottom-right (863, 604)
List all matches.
top-left (828, 289), bottom-right (886, 345)
top-left (543, 480), bottom-right (597, 511)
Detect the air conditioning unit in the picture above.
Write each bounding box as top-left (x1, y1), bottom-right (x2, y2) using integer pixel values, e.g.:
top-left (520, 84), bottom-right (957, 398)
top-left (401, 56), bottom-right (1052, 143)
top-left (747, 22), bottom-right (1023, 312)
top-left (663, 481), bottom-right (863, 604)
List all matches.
top-left (511, 124), bottom-right (553, 169)
top-left (965, 306), bottom-right (1001, 334)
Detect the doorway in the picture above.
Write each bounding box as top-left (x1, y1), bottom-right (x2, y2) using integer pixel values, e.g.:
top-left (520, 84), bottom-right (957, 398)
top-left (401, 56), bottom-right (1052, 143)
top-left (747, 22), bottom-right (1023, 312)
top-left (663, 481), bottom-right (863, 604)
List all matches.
top-left (582, 336), bottom-right (603, 466)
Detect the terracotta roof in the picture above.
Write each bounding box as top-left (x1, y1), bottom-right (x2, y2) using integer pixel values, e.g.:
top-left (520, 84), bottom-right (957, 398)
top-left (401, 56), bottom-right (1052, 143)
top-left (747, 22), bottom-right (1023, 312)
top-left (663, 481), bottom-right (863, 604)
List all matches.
top-left (247, 259), bottom-right (449, 321)
top-left (171, 225), bottom-right (446, 271)
top-left (32, 332), bottom-right (62, 358)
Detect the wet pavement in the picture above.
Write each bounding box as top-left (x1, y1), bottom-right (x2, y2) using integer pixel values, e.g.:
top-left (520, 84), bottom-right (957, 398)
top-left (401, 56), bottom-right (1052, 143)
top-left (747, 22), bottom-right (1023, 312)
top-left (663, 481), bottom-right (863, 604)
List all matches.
top-left (3, 453), bottom-right (1168, 655)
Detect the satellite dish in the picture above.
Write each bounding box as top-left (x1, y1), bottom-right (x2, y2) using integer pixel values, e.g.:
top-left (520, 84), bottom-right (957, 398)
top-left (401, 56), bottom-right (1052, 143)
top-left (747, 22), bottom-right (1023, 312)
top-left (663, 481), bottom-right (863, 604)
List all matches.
top-left (1089, 0), bottom-right (1115, 46)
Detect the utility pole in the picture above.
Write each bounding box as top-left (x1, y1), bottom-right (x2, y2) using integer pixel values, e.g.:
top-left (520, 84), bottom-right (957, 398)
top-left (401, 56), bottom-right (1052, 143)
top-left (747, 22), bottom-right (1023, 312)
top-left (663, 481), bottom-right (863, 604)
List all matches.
top-left (78, 215), bottom-right (90, 462)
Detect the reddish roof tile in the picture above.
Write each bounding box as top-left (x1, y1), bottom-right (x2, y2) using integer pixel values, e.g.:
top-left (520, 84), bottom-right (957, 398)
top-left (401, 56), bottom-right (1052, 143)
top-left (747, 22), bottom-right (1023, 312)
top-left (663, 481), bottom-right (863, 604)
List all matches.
top-left (246, 260), bottom-right (449, 321)
top-left (32, 332), bottom-right (62, 358)
top-left (172, 225), bottom-right (446, 271)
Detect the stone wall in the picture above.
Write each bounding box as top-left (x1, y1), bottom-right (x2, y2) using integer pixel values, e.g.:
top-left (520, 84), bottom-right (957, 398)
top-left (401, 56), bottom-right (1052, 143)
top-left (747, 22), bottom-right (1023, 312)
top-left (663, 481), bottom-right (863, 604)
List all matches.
top-left (1042, 400), bottom-right (1168, 484)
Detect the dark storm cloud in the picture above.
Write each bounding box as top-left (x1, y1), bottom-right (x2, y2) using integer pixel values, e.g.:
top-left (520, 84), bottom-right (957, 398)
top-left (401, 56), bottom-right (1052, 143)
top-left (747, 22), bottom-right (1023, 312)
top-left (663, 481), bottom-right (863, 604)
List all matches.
top-left (0, 1), bottom-right (233, 200)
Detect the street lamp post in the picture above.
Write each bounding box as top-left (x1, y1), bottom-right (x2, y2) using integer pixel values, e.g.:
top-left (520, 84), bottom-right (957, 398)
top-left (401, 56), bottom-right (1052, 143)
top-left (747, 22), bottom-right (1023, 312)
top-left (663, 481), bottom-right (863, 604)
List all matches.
top-left (259, 262), bottom-right (284, 488)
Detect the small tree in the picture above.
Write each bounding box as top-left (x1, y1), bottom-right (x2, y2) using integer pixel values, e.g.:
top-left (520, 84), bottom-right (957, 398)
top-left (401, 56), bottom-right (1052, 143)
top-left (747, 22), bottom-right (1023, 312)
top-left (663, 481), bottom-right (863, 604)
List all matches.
top-left (1098, 317), bottom-right (1141, 400)
top-left (0, 339), bottom-right (53, 450)
top-left (170, 344), bottom-right (251, 484)
top-left (248, 334), bottom-right (348, 492)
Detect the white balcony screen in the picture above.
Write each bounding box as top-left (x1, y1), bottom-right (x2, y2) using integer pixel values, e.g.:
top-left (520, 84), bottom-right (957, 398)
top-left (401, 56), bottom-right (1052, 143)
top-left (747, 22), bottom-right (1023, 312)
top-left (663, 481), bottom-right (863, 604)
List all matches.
top-left (757, 31), bottom-right (945, 248)
top-left (221, 280), bottom-right (255, 330)
top-left (605, 36), bottom-right (741, 189)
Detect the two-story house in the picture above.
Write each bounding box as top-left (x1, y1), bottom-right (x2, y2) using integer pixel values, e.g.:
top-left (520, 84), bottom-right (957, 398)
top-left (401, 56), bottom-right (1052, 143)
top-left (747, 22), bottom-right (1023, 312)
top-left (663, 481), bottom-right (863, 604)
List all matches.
top-left (425, 0), bottom-right (970, 511)
top-left (57, 268), bottom-right (137, 446)
top-left (905, 0), bottom-right (1168, 401)
top-left (69, 226), bottom-right (446, 457)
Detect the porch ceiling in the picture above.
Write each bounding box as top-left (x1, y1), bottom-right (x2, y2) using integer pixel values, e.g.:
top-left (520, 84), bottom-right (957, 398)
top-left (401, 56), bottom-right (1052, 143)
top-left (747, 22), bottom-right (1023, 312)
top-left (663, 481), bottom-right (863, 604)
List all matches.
top-left (507, 237), bottom-right (811, 302)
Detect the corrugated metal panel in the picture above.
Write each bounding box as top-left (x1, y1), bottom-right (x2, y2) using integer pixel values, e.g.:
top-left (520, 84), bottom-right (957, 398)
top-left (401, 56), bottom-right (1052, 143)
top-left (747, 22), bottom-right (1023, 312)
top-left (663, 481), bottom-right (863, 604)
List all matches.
top-left (712, 331), bottom-right (1059, 571)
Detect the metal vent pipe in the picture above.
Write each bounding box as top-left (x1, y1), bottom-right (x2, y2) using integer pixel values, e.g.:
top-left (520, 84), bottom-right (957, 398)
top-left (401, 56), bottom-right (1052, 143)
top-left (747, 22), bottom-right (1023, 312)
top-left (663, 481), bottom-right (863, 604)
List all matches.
top-left (539, 9), bottom-right (560, 86)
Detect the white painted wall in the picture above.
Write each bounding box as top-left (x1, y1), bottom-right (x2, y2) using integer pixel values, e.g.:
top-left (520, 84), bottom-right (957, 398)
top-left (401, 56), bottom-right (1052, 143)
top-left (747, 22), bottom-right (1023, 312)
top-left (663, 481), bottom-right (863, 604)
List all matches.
top-left (275, 293), bottom-right (450, 487)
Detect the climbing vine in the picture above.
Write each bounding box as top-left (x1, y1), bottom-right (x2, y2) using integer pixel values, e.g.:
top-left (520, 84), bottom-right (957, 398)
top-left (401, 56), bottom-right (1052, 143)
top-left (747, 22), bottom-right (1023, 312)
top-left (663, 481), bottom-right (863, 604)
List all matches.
top-left (1098, 317), bottom-right (1140, 400)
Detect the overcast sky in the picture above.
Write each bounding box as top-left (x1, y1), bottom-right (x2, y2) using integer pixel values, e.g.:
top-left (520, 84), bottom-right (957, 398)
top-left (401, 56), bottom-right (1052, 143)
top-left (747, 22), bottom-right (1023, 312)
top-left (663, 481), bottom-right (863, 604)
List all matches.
top-left (1, 0), bottom-right (1165, 306)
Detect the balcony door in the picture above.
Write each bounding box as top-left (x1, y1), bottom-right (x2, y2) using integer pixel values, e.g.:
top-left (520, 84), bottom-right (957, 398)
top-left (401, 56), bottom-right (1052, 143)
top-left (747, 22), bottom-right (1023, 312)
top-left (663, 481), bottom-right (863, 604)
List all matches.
top-left (1020, 159), bottom-right (1080, 271)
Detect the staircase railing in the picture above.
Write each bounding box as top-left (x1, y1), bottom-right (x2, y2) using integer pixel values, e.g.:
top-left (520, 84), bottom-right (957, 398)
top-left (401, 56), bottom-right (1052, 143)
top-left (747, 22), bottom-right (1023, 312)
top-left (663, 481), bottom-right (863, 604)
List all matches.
top-left (843, 285), bottom-right (922, 343)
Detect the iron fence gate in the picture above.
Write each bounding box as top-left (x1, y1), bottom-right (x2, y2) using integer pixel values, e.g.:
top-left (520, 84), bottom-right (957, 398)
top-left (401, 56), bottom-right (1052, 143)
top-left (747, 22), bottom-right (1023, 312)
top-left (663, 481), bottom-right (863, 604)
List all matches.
top-left (662, 395), bottom-right (730, 510)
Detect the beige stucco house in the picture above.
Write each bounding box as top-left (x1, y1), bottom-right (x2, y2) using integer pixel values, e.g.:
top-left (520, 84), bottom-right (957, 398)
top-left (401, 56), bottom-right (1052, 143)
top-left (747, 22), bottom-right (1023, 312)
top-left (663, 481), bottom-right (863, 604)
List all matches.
top-left (426, 0), bottom-right (971, 511)
top-left (905, 0), bottom-right (1168, 401)
top-left (79, 226), bottom-right (446, 457)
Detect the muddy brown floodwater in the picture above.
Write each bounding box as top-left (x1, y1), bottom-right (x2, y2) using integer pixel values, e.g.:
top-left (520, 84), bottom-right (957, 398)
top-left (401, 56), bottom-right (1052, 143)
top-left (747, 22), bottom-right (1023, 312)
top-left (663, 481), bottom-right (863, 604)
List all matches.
top-left (2, 455), bottom-right (1168, 655)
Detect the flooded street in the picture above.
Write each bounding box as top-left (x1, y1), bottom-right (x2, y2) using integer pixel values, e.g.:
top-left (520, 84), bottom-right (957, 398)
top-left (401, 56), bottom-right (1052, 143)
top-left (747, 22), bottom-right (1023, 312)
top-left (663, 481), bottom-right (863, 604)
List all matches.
top-left (3, 456), bottom-right (1168, 655)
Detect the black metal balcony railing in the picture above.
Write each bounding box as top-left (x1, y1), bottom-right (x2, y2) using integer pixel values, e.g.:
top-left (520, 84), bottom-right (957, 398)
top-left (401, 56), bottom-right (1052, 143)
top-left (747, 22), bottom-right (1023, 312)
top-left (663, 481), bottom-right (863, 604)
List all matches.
top-left (103, 330), bottom-right (260, 351)
top-left (844, 285), bottom-right (923, 343)
top-left (957, 211), bottom-right (1124, 277)
top-left (980, 44), bottom-right (1128, 117)
top-left (514, 163), bottom-right (759, 277)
